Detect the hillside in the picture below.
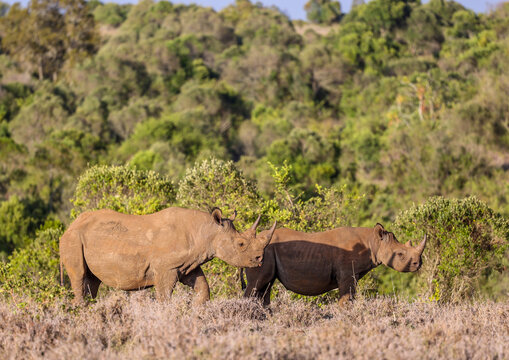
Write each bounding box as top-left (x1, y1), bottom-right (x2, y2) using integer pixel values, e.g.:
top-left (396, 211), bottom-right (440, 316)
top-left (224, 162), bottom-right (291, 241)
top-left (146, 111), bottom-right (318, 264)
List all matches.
top-left (1, 0), bottom-right (508, 235)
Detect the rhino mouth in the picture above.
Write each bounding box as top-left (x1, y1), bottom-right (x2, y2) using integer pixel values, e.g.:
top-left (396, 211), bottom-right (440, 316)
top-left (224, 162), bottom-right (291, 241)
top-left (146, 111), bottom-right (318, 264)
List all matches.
top-left (406, 262), bottom-right (422, 272)
top-left (246, 255), bottom-right (263, 268)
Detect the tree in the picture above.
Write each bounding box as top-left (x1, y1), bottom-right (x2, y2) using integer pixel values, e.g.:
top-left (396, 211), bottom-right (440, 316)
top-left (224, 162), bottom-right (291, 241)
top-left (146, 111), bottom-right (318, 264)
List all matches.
top-left (92, 3), bottom-right (131, 27)
top-left (351, 0), bottom-right (365, 10)
top-left (305, 0), bottom-right (342, 25)
top-left (0, 2), bottom-right (9, 17)
top-left (0, 0), bottom-right (97, 80)
top-left (61, 0), bottom-right (98, 70)
top-left (1, 2), bottom-right (63, 80)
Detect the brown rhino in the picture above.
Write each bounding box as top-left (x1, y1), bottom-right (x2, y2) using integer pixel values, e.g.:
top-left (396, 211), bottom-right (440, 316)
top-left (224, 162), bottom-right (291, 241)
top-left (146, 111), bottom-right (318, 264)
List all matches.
top-left (60, 207), bottom-right (276, 304)
top-left (241, 223), bottom-right (426, 306)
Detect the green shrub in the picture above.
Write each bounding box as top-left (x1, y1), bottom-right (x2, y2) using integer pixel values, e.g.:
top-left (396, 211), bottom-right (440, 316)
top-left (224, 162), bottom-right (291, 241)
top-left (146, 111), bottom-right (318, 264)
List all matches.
top-left (264, 162), bottom-right (364, 232)
top-left (0, 222), bottom-right (70, 305)
top-left (0, 195), bottom-right (48, 256)
top-left (392, 196), bottom-right (509, 302)
top-left (177, 158), bottom-right (260, 227)
top-left (71, 164), bottom-right (176, 218)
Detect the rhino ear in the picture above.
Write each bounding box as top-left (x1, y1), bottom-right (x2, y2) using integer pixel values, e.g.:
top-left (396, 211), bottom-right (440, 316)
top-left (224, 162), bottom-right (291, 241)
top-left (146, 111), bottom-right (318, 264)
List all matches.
top-left (229, 209), bottom-right (237, 222)
top-left (211, 208), bottom-right (223, 226)
top-left (374, 223), bottom-right (385, 240)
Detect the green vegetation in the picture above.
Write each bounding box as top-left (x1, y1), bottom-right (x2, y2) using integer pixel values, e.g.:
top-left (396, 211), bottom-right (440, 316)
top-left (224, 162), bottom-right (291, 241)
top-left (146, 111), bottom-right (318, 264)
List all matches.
top-left (0, 0), bottom-right (508, 304)
top-left (0, 223), bottom-right (69, 305)
top-left (71, 164), bottom-right (175, 217)
top-left (305, 0), bottom-right (342, 24)
top-left (390, 197), bottom-right (509, 302)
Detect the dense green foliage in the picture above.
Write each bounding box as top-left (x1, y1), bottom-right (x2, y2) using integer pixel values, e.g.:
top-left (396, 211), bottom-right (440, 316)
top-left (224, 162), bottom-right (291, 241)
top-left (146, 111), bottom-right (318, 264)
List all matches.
top-left (71, 164), bottom-right (175, 217)
top-left (305, 0), bottom-right (342, 24)
top-left (177, 158), bottom-right (259, 226)
top-left (0, 0), bottom-right (97, 80)
top-left (0, 0), bottom-right (508, 303)
top-left (368, 196), bottom-right (509, 302)
top-left (0, 223), bottom-right (69, 305)
top-left (392, 197), bottom-right (509, 302)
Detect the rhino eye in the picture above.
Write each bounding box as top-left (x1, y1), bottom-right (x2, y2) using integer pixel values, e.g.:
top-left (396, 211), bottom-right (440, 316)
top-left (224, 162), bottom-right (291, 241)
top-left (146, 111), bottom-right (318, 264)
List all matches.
top-left (238, 241), bottom-right (245, 248)
top-left (397, 252), bottom-right (405, 258)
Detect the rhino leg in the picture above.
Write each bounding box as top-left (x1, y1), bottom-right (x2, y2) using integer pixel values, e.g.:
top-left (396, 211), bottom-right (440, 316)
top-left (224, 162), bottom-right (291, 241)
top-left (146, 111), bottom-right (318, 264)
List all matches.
top-left (244, 279), bottom-right (274, 306)
top-left (260, 280), bottom-right (275, 306)
top-left (243, 260), bottom-right (276, 306)
top-left (60, 231), bottom-right (88, 303)
top-left (154, 268), bottom-right (179, 301)
top-left (337, 276), bottom-right (356, 306)
top-left (179, 267), bottom-right (210, 306)
top-left (83, 271), bottom-right (101, 299)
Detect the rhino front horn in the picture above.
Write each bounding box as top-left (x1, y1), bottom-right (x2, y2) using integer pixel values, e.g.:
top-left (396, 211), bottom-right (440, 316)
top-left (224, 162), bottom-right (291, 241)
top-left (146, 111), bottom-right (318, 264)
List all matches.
top-left (416, 234), bottom-right (427, 254)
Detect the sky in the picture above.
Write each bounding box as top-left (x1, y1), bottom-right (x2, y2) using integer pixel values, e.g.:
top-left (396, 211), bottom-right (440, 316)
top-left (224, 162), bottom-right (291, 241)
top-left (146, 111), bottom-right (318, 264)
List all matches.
top-left (8, 0), bottom-right (504, 19)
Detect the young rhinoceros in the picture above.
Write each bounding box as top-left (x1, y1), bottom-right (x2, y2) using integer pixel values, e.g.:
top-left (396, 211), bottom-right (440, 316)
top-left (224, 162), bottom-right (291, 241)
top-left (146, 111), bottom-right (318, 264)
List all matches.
top-left (242, 223), bottom-right (426, 306)
top-left (60, 207), bottom-right (276, 304)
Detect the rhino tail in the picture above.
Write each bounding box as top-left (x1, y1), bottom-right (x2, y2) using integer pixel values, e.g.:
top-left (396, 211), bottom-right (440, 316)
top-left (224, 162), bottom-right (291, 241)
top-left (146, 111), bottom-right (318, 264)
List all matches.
top-left (59, 258), bottom-right (64, 287)
top-left (239, 268), bottom-right (246, 291)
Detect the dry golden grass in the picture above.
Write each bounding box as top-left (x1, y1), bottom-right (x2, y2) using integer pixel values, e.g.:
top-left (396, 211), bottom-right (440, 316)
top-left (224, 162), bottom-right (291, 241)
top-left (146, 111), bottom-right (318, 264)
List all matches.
top-left (0, 291), bottom-right (507, 359)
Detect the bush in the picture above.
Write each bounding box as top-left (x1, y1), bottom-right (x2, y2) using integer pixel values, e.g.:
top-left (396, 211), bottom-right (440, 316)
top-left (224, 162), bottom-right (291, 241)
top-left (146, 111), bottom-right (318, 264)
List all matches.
top-left (71, 164), bottom-right (176, 218)
top-left (177, 158), bottom-right (260, 227)
top-left (0, 195), bottom-right (48, 256)
top-left (393, 196), bottom-right (509, 302)
top-left (0, 222), bottom-right (70, 305)
top-left (264, 162), bottom-right (364, 232)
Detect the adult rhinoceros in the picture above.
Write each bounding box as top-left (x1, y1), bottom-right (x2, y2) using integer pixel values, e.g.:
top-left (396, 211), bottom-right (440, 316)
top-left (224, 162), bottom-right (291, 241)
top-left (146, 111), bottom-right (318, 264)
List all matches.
top-left (60, 207), bottom-right (276, 304)
top-left (241, 223), bottom-right (426, 306)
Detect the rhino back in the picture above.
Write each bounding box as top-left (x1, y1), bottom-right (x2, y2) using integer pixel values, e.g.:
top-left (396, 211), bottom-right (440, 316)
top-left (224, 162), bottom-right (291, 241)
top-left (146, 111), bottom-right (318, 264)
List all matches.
top-left (264, 227), bottom-right (374, 247)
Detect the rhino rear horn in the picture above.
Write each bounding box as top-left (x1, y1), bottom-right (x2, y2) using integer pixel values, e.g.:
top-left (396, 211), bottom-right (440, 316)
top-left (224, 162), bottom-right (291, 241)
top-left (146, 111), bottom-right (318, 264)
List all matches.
top-left (260, 220), bottom-right (277, 247)
top-left (416, 234), bottom-right (427, 254)
top-left (250, 214), bottom-right (262, 233)
top-left (266, 220), bottom-right (277, 241)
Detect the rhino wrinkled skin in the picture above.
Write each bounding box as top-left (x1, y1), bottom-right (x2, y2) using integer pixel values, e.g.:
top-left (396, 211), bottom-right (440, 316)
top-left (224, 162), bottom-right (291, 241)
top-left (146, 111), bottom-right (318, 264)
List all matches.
top-left (242, 223), bottom-right (426, 306)
top-left (60, 207), bottom-right (276, 304)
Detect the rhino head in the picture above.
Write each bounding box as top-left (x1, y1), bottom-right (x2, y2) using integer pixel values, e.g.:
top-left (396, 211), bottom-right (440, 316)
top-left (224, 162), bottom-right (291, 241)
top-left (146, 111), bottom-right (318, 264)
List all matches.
top-left (210, 208), bottom-right (276, 268)
top-left (374, 223), bottom-right (427, 272)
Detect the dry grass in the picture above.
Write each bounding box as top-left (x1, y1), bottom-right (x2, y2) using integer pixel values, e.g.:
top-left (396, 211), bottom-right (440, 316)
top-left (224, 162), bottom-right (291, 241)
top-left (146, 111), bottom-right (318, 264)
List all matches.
top-left (0, 291), bottom-right (507, 359)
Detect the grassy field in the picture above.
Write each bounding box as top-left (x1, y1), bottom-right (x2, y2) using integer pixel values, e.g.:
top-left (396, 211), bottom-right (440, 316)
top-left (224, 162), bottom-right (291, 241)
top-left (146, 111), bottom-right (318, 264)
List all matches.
top-left (1, 291), bottom-right (507, 359)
